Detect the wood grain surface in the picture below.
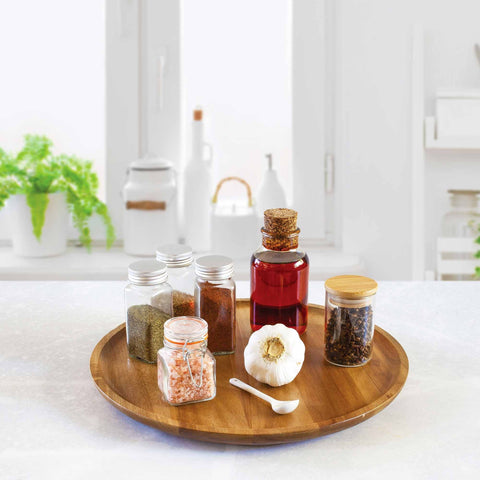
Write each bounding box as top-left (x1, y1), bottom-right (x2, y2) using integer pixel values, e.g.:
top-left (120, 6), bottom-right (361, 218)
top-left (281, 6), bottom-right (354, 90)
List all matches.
top-left (325, 275), bottom-right (378, 298)
top-left (90, 300), bottom-right (408, 445)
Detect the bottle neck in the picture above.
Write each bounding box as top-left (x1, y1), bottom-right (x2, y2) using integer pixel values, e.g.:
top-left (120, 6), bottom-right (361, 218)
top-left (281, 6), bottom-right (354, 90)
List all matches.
top-left (191, 121), bottom-right (203, 161)
top-left (261, 228), bottom-right (300, 251)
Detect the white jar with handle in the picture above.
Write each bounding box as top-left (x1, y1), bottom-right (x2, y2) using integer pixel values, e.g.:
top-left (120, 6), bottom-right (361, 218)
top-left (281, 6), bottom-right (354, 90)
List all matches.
top-left (123, 157), bottom-right (178, 256)
top-left (211, 177), bottom-right (258, 259)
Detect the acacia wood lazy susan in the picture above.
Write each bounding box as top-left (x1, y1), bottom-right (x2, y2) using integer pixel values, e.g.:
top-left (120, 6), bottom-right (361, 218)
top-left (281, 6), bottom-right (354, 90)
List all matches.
top-left (90, 300), bottom-right (408, 445)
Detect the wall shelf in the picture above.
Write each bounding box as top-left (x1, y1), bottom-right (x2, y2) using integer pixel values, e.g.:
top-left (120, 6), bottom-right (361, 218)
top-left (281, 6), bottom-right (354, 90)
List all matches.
top-left (424, 117), bottom-right (480, 150)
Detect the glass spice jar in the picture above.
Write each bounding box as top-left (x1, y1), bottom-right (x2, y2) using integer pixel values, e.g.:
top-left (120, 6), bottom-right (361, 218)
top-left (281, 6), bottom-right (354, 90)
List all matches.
top-left (157, 316), bottom-right (216, 406)
top-left (250, 208), bottom-right (309, 334)
top-left (194, 255), bottom-right (236, 355)
top-left (324, 275), bottom-right (378, 367)
top-left (125, 260), bottom-right (173, 364)
top-left (156, 244), bottom-right (195, 316)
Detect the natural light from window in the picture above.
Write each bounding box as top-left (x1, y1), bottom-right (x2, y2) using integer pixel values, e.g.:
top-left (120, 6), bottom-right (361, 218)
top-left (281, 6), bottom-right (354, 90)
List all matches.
top-left (182, 0), bottom-right (292, 205)
top-left (0, 0), bottom-right (105, 207)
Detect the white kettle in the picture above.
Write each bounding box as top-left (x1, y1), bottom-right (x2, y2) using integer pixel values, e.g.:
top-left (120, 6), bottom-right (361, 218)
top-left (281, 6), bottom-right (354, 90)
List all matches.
top-left (211, 177), bottom-right (258, 259)
top-left (122, 157), bottom-right (178, 256)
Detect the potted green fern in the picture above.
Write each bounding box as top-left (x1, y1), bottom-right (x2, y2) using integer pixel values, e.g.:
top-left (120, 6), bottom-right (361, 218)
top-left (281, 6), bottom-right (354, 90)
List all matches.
top-left (0, 134), bottom-right (115, 257)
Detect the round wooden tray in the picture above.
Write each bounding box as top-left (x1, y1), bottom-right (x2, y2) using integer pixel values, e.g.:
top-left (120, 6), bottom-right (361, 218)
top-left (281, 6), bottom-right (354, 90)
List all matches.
top-left (90, 300), bottom-right (408, 445)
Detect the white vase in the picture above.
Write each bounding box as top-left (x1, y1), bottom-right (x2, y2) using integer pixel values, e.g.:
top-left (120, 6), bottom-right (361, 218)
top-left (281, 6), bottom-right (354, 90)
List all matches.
top-left (7, 192), bottom-right (69, 257)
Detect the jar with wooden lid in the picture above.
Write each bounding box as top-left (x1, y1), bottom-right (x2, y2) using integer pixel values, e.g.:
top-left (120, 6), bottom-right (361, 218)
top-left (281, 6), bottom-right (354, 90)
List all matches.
top-left (194, 255), bottom-right (236, 355)
top-left (157, 316), bottom-right (216, 405)
top-left (324, 275), bottom-right (378, 367)
top-left (125, 260), bottom-right (173, 364)
top-left (156, 244), bottom-right (195, 317)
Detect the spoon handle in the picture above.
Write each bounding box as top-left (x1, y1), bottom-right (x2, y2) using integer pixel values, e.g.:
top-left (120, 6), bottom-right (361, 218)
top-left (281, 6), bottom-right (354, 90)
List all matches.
top-left (229, 378), bottom-right (275, 404)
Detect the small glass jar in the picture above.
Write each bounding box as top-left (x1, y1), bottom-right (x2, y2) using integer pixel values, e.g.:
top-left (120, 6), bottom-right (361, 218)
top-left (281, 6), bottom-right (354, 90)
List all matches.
top-left (442, 189), bottom-right (480, 238)
top-left (156, 244), bottom-right (195, 316)
top-left (125, 260), bottom-right (173, 363)
top-left (324, 275), bottom-right (378, 367)
top-left (441, 189), bottom-right (480, 280)
top-left (194, 255), bottom-right (236, 355)
top-left (157, 316), bottom-right (216, 406)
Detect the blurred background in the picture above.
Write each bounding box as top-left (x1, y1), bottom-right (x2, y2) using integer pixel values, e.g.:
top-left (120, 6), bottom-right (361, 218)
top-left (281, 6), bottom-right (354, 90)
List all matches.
top-left (0, 0), bottom-right (479, 281)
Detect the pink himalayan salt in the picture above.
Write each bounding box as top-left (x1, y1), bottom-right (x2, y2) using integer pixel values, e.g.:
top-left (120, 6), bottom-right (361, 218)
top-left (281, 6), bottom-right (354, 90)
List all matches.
top-left (158, 350), bottom-right (215, 405)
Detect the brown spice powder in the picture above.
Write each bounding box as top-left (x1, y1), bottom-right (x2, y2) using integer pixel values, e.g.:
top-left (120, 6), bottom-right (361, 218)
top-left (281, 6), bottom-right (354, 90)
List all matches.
top-left (198, 284), bottom-right (236, 355)
top-left (172, 290), bottom-right (195, 316)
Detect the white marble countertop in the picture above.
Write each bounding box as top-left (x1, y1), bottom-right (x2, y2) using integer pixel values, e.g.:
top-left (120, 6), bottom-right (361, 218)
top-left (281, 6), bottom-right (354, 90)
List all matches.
top-left (1, 281), bottom-right (479, 479)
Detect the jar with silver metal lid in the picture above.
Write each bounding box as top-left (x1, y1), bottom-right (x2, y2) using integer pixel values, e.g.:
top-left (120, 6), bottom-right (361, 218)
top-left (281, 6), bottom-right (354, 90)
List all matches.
top-left (156, 244), bottom-right (195, 317)
top-left (194, 255), bottom-right (236, 355)
top-left (157, 316), bottom-right (216, 406)
top-left (125, 260), bottom-right (173, 363)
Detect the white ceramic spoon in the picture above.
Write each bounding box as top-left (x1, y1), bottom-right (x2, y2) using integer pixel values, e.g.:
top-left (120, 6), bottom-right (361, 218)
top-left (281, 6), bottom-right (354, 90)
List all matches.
top-left (229, 377), bottom-right (299, 414)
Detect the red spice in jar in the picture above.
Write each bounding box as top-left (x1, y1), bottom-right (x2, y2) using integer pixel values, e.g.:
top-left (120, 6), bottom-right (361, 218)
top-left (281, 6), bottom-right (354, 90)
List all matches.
top-left (197, 283), bottom-right (236, 354)
top-left (194, 255), bottom-right (236, 356)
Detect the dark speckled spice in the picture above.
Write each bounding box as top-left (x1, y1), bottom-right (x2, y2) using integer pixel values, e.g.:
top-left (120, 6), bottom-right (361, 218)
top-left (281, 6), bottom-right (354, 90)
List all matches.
top-left (325, 302), bottom-right (373, 366)
top-left (127, 305), bottom-right (170, 363)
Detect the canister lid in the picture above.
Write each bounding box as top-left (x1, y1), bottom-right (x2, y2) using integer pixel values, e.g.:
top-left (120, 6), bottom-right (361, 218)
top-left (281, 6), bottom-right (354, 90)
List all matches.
top-left (164, 316), bottom-right (208, 344)
top-left (325, 275), bottom-right (378, 299)
top-left (447, 189), bottom-right (480, 195)
top-left (156, 244), bottom-right (193, 267)
top-left (194, 255), bottom-right (234, 281)
top-left (128, 260), bottom-right (168, 285)
top-left (130, 157), bottom-right (172, 171)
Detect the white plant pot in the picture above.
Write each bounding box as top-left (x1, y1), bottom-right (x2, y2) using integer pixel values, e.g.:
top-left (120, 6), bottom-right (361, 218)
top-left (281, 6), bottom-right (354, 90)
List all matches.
top-left (7, 192), bottom-right (69, 257)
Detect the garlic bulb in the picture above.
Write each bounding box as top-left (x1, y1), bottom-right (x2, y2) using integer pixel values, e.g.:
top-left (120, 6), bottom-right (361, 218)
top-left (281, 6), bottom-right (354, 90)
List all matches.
top-left (244, 324), bottom-right (305, 387)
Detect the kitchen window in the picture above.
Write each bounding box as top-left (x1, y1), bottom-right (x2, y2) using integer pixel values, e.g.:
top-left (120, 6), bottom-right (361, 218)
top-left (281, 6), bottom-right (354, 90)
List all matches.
top-left (106, 0), bottom-right (332, 244)
top-left (0, 0), bottom-right (106, 240)
top-left (1, 0), bottom-right (332, 247)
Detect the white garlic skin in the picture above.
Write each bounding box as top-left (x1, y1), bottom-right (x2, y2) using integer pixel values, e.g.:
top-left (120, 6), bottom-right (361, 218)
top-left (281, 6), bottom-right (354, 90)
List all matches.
top-left (244, 323), bottom-right (305, 387)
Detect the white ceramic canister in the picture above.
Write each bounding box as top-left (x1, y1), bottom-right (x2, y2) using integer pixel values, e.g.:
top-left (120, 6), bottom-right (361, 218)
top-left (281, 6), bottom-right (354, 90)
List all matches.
top-left (123, 157), bottom-right (178, 256)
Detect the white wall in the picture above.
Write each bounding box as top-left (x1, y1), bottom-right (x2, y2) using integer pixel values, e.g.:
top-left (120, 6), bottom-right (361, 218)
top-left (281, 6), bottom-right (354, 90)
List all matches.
top-left (422, 0), bottom-right (480, 274)
top-left (0, 0), bottom-right (105, 237)
top-left (0, 0), bottom-right (105, 190)
top-left (336, 0), bottom-right (480, 280)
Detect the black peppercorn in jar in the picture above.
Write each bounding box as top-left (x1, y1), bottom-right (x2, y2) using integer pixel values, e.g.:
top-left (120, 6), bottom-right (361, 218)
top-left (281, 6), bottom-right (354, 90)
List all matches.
top-left (324, 275), bottom-right (378, 367)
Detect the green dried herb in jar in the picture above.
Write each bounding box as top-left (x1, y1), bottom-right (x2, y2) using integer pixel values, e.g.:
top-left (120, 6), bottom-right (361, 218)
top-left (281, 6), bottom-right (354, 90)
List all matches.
top-left (127, 305), bottom-right (170, 363)
top-left (125, 260), bottom-right (173, 364)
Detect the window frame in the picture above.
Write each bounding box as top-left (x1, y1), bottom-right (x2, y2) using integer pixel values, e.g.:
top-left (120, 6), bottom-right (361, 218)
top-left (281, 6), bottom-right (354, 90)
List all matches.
top-left (106, 0), bottom-right (332, 243)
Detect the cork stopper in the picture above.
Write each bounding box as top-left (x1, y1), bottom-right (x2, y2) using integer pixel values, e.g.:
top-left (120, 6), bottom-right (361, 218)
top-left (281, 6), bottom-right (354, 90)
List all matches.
top-left (193, 108), bottom-right (203, 121)
top-left (262, 208), bottom-right (299, 251)
top-left (264, 208), bottom-right (297, 234)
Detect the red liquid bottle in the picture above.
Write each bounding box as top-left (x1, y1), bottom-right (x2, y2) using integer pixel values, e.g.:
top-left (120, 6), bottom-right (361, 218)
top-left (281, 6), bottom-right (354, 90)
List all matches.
top-left (250, 208), bottom-right (309, 334)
